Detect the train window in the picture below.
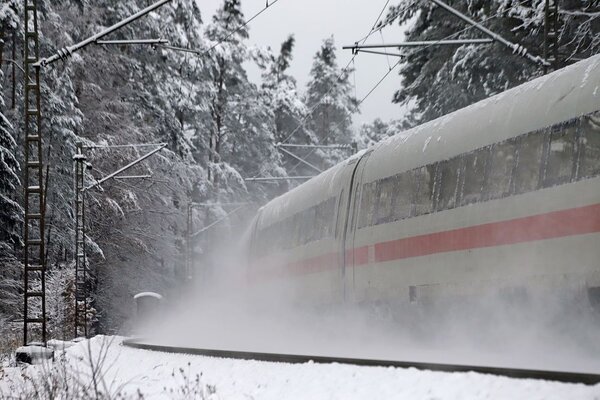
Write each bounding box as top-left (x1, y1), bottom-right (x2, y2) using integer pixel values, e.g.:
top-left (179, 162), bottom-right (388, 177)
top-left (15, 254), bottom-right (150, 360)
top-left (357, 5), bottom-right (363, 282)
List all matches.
top-left (392, 171), bottom-right (415, 221)
top-left (514, 131), bottom-right (545, 194)
top-left (485, 140), bottom-right (517, 200)
top-left (314, 203), bottom-right (325, 240)
top-left (435, 156), bottom-right (462, 211)
top-left (358, 182), bottom-right (376, 228)
top-left (579, 111), bottom-right (600, 179)
top-left (316, 198), bottom-right (335, 239)
top-left (460, 148), bottom-right (489, 206)
top-left (302, 206), bottom-right (317, 244)
top-left (543, 120), bottom-right (577, 187)
top-left (413, 165), bottom-right (435, 216)
top-left (374, 176), bottom-right (397, 225)
top-left (295, 212), bottom-right (306, 246)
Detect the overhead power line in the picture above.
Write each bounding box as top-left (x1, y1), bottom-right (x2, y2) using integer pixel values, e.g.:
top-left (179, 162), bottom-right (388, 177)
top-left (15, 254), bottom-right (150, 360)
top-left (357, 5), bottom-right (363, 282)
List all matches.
top-left (36, 0), bottom-right (173, 67)
top-left (96, 39), bottom-right (168, 45)
top-left (159, 0), bottom-right (282, 58)
top-left (266, 0), bottom-right (394, 179)
top-left (354, 0), bottom-right (537, 108)
top-left (429, 0), bottom-right (549, 67)
top-left (279, 0), bottom-right (392, 146)
top-left (343, 39), bottom-right (494, 52)
top-left (83, 143), bottom-right (167, 149)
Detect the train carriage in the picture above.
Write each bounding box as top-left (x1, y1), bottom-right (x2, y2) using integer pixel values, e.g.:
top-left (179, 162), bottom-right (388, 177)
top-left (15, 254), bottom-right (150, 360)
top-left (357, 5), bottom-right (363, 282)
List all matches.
top-left (248, 55), bottom-right (600, 309)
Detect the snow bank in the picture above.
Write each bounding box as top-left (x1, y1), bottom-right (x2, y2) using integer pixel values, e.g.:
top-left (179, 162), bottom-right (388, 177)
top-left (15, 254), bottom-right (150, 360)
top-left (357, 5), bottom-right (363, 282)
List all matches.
top-left (3, 336), bottom-right (598, 399)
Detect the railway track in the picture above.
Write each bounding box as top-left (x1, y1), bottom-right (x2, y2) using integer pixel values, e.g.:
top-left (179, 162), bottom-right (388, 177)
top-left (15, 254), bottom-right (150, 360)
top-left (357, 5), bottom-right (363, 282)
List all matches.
top-left (122, 339), bottom-right (600, 385)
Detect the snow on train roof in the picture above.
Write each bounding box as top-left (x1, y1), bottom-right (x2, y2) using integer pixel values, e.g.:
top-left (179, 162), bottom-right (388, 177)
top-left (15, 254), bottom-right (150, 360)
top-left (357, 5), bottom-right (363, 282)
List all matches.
top-left (258, 55), bottom-right (600, 225)
top-left (363, 54), bottom-right (600, 181)
top-left (257, 154), bottom-right (360, 226)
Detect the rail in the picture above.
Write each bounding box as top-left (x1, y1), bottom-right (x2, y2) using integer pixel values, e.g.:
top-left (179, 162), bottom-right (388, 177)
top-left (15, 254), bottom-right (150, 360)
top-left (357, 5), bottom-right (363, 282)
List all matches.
top-left (121, 339), bottom-right (600, 385)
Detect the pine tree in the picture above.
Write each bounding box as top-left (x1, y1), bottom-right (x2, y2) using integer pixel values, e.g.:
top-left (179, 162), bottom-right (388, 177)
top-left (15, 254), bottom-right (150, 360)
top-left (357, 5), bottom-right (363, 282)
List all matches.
top-left (43, 64), bottom-right (84, 263)
top-left (261, 35), bottom-right (311, 144)
top-left (305, 36), bottom-right (357, 148)
top-left (384, 0), bottom-right (600, 125)
top-left (0, 0), bottom-right (22, 343)
top-left (0, 2), bottom-right (22, 253)
top-left (145, 0), bottom-right (208, 161)
top-left (203, 0), bottom-right (249, 179)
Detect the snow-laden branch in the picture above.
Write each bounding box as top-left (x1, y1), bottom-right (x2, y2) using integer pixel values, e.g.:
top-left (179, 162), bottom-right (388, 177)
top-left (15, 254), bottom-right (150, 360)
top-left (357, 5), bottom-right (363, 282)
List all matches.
top-left (558, 9), bottom-right (600, 18)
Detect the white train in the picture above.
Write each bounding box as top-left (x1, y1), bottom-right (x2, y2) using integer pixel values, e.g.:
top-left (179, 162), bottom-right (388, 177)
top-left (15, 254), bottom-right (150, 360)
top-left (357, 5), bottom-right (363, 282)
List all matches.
top-left (247, 55), bottom-right (600, 310)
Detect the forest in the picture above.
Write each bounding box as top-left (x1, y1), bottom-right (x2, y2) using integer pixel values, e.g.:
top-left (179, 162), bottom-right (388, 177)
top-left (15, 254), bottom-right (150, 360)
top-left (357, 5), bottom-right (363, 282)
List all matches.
top-left (0, 0), bottom-right (597, 345)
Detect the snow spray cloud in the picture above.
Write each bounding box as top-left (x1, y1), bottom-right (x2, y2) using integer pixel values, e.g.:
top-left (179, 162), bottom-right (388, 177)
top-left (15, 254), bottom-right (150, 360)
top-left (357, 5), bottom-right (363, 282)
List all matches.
top-left (138, 212), bottom-right (600, 374)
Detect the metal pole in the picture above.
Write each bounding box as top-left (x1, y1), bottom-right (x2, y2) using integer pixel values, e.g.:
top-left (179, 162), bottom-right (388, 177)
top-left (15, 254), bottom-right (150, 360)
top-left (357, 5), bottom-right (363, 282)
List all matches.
top-left (543, 0), bottom-right (559, 73)
top-left (35, 0), bottom-right (173, 67)
top-left (190, 205), bottom-right (246, 238)
top-left (429, 0), bottom-right (550, 67)
top-left (190, 202), bottom-right (252, 207)
top-left (186, 204), bottom-right (192, 280)
top-left (342, 39), bottom-right (494, 50)
top-left (23, 0), bottom-right (47, 346)
top-left (83, 142), bottom-right (166, 149)
top-left (277, 143), bottom-right (355, 150)
top-left (83, 144), bottom-right (167, 191)
top-left (113, 175), bottom-right (153, 180)
top-left (157, 43), bottom-right (203, 55)
top-left (245, 176), bottom-right (315, 182)
top-left (354, 49), bottom-right (404, 58)
top-left (277, 146), bottom-right (322, 174)
top-left (95, 39), bottom-right (168, 45)
top-left (73, 144), bottom-right (87, 338)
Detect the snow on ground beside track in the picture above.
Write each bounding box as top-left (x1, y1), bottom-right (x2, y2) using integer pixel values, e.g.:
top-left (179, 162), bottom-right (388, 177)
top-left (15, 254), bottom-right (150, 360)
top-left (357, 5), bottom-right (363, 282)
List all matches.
top-left (1, 335), bottom-right (600, 400)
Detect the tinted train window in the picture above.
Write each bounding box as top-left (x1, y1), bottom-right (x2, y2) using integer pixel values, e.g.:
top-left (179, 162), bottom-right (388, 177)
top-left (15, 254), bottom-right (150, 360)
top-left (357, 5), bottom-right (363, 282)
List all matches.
top-left (460, 147), bottom-right (489, 206)
top-left (485, 140), bottom-right (517, 200)
top-left (392, 171), bottom-right (415, 220)
top-left (290, 213), bottom-right (302, 247)
top-left (316, 198), bottom-right (335, 239)
top-left (436, 156), bottom-right (462, 211)
top-left (579, 112), bottom-right (600, 178)
top-left (543, 121), bottom-right (577, 186)
top-left (374, 176), bottom-right (397, 225)
top-left (514, 131), bottom-right (545, 194)
top-left (358, 182), bottom-right (376, 228)
top-left (414, 165), bottom-right (435, 215)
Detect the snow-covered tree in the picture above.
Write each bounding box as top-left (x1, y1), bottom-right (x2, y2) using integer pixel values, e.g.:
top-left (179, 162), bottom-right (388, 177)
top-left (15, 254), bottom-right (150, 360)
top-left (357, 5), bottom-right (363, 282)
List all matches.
top-left (202, 0), bottom-right (249, 176)
top-left (43, 64), bottom-right (85, 263)
top-left (143, 0), bottom-right (209, 161)
top-left (355, 119), bottom-right (390, 150)
top-left (0, 0), bottom-right (21, 255)
top-left (305, 37), bottom-right (357, 147)
top-left (384, 0), bottom-right (600, 125)
top-left (261, 35), bottom-right (312, 145)
top-left (0, 0), bottom-right (22, 347)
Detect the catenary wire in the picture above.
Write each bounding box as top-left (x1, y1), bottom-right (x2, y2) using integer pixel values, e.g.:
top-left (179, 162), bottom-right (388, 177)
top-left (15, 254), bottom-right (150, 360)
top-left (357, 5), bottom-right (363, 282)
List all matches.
top-left (285, 0), bottom-right (530, 175)
top-left (266, 0), bottom-right (395, 179)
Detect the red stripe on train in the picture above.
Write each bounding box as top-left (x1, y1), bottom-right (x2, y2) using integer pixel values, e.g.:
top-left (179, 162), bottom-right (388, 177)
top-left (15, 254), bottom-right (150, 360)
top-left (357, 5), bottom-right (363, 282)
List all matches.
top-left (368, 203), bottom-right (600, 265)
top-left (253, 203), bottom-right (600, 278)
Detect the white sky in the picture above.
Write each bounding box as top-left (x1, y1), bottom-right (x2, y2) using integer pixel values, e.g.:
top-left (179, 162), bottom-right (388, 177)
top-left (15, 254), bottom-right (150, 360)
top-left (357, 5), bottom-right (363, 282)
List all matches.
top-left (195, 0), bottom-right (408, 126)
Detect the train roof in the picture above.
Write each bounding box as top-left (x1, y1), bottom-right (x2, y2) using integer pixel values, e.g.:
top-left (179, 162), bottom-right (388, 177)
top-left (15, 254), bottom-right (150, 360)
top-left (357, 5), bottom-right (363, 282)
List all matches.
top-left (363, 54), bottom-right (600, 182)
top-left (256, 150), bottom-right (367, 227)
top-left (258, 55), bottom-right (600, 224)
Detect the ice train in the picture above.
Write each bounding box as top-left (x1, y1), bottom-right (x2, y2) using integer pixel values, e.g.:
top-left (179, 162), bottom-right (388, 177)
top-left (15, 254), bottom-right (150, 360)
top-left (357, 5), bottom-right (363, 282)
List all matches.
top-left (247, 55), bottom-right (600, 308)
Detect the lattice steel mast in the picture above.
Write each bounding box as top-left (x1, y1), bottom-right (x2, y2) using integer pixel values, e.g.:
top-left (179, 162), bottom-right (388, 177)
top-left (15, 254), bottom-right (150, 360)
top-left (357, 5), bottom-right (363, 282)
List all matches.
top-left (543, 0), bottom-right (560, 73)
top-left (73, 143), bottom-right (88, 338)
top-left (23, 0), bottom-right (46, 345)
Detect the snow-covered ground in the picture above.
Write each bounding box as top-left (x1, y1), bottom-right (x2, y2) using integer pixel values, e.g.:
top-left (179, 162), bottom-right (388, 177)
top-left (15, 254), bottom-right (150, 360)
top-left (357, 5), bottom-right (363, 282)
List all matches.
top-left (1, 336), bottom-right (599, 399)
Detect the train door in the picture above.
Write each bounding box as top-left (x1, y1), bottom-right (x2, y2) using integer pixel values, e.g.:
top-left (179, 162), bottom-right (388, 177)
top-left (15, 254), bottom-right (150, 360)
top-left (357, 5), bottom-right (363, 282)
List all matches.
top-left (338, 151), bottom-right (372, 301)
